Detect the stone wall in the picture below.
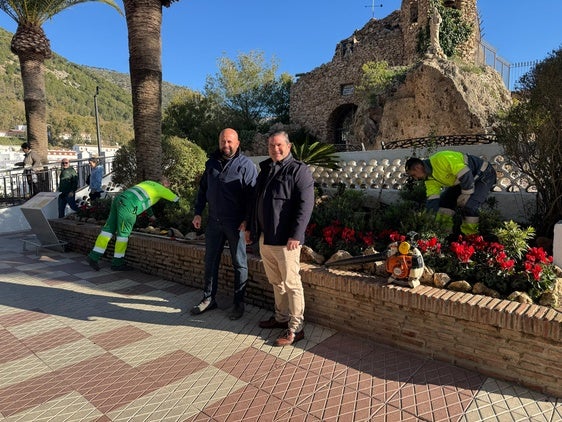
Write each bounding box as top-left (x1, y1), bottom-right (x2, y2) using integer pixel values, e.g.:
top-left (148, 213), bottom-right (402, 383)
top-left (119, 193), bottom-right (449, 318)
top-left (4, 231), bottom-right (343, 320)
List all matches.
top-left (51, 219), bottom-right (562, 398)
top-left (289, 0), bottom-right (508, 149)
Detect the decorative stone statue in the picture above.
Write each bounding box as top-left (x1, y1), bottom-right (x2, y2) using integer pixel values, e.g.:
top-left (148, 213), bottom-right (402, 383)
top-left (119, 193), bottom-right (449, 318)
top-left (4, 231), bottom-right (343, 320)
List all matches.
top-left (428, 6), bottom-right (446, 58)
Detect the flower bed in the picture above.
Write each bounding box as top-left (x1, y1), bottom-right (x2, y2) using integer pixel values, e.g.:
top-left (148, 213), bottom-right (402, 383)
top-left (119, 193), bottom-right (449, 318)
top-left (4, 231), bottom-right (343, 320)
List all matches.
top-left (51, 218), bottom-right (562, 398)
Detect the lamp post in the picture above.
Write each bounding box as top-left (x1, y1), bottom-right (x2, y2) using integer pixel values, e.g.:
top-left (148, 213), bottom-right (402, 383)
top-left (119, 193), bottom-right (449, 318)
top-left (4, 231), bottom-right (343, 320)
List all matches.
top-left (93, 86), bottom-right (102, 157)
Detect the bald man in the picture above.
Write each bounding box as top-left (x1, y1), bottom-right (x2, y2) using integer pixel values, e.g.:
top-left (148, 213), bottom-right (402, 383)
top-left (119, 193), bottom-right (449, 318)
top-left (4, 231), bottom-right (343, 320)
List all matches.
top-left (190, 128), bottom-right (257, 320)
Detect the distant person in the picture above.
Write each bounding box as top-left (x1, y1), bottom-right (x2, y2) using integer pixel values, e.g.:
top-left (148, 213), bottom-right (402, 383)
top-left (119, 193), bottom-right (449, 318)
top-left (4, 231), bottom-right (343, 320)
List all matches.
top-left (87, 178), bottom-right (179, 271)
top-left (190, 128), bottom-right (257, 320)
top-left (405, 150), bottom-right (496, 235)
top-left (16, 142), bottom-right (43, 196)
top-left (248, 131), bottom-right (314, 347)
top-left (88, 156), bottom-right (103, 201)
top-left (58, 159), bottom-right (79, 218)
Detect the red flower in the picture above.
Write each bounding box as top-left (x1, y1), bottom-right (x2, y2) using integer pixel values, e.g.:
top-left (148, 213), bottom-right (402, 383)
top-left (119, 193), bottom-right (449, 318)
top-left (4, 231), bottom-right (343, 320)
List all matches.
top-left (341, 227), bottom-right (356, 243)
top-left (360, 231), bottom-right (374, 247)
top-left (305, 223), bottom-right (317, 237)
top-left (450, 241), bottom-right (475, 263)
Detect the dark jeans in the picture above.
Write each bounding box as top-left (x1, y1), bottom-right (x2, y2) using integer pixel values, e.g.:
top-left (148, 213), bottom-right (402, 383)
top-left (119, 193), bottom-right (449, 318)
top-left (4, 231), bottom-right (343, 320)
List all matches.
top-left (203, 218), bottom-right (248, 305)
top-left (58, 193), bottom-right (78, 218)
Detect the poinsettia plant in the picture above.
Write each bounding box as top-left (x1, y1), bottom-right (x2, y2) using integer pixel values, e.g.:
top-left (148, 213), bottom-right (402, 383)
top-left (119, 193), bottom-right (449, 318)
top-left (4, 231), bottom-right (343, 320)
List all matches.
top-left (414, 233), bottom-right (556, 300)
top-left (306, 220), bottom-right (374, 256)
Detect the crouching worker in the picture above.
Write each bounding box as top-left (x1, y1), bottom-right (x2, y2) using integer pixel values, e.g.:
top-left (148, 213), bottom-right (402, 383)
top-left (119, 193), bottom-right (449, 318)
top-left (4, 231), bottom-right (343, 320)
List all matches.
top-left (405, 151), bottom-right (496, 235)
top-left (87, 177), bottom-right (179, 271)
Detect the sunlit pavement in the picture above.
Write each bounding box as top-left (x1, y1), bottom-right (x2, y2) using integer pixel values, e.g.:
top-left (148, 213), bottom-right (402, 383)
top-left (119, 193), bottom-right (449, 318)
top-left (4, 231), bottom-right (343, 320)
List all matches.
top-left (0, 230), bottom-right (560, 421)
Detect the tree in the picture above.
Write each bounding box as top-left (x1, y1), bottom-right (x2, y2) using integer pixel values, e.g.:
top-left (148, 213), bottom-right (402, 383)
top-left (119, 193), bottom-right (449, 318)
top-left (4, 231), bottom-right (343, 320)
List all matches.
top-left (0, 0), bottom-right (121, 163)
top-left (123, 0), bottom-right (179, 183)
top-left (162, 90), bottom-right (226, 153)
top-left (495, 47), bottom-right (562, 236)
top-left (204, 51), bottom-right (293, 132)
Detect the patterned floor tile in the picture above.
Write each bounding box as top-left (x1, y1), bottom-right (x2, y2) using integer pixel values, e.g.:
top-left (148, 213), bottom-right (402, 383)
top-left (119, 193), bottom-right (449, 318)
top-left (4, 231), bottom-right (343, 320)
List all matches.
top-left (0, 354), bottom-right (53, 389)
top-left (135, 350), bottom-right (209, 388)
top-left (174, 330), bottom-right (257, 365)
top-left (89, 325), bottom-right (151, 351)
top-left (213, 346), bottom-right (285, 384)
top-left (460, 398), bottom-right (544, 422)
top-left (369, 404), bottom-right (424, 421)
top-left (0, 328), bottom-right (34, 364)
top-left (107, 366), bottom-right (246, 421)
top-left (5, 315), bottom-right (66, 340)
top-left (467, 378), bottom-right (559, 420)
top-left (292, 382), bottom-right (384, 422)
top-left (112, 284), bottom-right (159, 296)
top-left (22, 327), bottom-right (85, 353)
top-left (386, 378), bottom-right (476, 421)
top-left (0, 370), bottom-right (74, 417)
top-left (250, 361), bottom-right (333, 406)
top-left (105, 334), bottom-right (182, 368)
top-left (189, 384), bottom-right (294, 422)
top-left (3, 391), bottom-right (102, 422)
top-left (35, 338), bottom-right (107, 371)
top-left (329, 344), bottom-right (428, 403)
top-left (0, 309), bottom-right (49, 328)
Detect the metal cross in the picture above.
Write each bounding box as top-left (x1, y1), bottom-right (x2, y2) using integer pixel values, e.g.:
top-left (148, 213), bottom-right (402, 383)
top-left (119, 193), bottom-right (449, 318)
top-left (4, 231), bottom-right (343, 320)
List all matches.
top-left (365, 0), bottom-right (383, 19)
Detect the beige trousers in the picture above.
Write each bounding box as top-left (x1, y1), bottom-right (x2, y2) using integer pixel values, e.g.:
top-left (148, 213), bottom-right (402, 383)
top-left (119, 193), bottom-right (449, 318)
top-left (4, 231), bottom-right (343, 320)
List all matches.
top-left (259, 235), bottom-right (305, 332)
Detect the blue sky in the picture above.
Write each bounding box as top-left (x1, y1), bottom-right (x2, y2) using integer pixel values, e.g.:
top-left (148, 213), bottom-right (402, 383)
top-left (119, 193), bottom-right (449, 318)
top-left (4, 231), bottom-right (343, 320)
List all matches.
top-left (0, 0), bottom-right (560, 92)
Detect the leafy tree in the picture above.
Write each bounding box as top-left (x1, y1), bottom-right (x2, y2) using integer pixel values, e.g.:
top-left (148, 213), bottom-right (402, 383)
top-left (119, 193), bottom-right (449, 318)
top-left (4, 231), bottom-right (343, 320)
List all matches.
top-left (495, 47), bottom-right (562, 236)
top-left (0, 0), bottom-right (122, 162)
top-left (162, 90), bottom-right (226, 153)
top-left (204, 51), bottom-right (293, 132)
top-left (263, 72), bottom-right (292, 125)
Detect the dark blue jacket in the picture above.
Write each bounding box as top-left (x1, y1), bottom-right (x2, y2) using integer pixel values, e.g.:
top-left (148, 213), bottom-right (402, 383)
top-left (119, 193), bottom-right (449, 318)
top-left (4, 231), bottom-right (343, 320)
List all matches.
top-left (251, 153), bottom-right (314, 245)
top-left (194, 149), bottom-right (257, 225)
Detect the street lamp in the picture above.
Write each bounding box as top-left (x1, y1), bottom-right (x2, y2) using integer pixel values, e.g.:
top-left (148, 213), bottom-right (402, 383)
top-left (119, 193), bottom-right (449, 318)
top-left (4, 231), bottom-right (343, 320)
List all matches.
top-left (93, 86), bottom-right (102, 157)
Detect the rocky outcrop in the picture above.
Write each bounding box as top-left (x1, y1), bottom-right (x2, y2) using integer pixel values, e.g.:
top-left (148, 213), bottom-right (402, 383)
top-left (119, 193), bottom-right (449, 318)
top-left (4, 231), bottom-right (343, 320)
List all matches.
top-left (373, 57), bottom-right (512, 145)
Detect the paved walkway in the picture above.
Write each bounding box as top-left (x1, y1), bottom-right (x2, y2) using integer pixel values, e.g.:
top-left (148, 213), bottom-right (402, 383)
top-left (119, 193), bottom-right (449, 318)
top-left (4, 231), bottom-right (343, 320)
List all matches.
top-left (0, 230), bottom-right (560, 421)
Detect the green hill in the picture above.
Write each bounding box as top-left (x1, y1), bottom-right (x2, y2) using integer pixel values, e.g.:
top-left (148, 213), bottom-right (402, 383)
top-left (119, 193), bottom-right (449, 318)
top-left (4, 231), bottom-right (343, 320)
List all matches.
top-left (0, 27), bottom-right (191, 147)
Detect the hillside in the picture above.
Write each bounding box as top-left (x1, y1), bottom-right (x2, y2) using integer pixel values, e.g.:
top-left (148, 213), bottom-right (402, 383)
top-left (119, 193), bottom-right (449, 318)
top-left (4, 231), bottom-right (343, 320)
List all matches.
top-left (0, 27), bottom-right (191, 147)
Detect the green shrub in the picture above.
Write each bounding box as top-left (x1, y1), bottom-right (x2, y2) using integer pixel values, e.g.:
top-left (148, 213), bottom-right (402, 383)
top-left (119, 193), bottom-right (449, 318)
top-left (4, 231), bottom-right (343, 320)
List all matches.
top-left (105, 136), bottom-right (207, 234)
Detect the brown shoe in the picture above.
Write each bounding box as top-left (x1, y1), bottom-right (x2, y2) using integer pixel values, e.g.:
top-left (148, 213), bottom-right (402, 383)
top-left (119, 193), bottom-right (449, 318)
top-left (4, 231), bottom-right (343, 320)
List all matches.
top-left (259, 316), bottom-right (289, 329)
top-left (274, 329), bottom-right (304, 347)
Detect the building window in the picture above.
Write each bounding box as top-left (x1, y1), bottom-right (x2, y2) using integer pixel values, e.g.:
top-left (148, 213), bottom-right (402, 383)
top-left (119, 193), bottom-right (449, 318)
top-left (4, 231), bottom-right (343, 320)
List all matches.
top-left (341, 84), bottom-right (354, 96)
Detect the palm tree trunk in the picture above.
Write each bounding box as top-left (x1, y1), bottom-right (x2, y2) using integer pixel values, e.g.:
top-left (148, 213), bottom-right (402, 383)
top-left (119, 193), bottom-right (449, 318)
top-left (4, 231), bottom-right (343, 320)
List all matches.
top-left (124, 0), bottom-right (163, 182)
top-left (19, 58), bottom-right (49, 163)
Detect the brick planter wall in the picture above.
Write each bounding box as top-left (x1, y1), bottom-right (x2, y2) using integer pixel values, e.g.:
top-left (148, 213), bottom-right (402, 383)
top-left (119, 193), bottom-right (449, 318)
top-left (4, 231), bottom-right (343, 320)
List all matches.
top-left (52, 219), bottom-right (562, 398)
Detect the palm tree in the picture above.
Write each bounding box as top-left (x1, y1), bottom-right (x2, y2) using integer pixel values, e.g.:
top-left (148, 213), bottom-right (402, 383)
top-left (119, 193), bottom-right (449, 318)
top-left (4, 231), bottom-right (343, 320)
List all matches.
top-left (123, 0), bottom-right (178, 182)
top-left (0, 0), bottom-right (122, 164)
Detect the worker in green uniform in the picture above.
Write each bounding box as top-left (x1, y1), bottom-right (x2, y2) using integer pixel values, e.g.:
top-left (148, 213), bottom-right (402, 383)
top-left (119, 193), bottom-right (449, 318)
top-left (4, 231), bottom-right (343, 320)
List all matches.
top-left (405, 150), bottom-right (496, 235)
top-left (87, 178), bottom-right (179, 271)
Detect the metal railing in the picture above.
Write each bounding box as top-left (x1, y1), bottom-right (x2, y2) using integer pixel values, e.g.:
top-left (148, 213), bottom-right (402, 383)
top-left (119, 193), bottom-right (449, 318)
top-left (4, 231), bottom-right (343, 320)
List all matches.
top-left (479, 40), bottom-right (539, 91)
top-left (0, 156), bottom-right (115, 207)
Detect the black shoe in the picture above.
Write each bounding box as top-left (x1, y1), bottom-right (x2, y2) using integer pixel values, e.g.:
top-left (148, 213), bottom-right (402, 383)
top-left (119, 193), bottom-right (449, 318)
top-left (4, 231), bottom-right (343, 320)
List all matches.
top-left (259, 316), bottom-right (289, 329)
top-left (111, 264), bottom-right (133, 271)
top-left (87, 256), bottom-right (100, 271)
top-left (229, 303), bottom-right (245, 320)
top-left (191, 298), bottom-right (217, 315)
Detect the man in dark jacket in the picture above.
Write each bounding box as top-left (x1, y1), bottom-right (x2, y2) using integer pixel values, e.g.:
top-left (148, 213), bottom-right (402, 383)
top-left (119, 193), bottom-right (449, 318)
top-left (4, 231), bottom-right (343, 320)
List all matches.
top-left (249, 130), bottom-right (314, 346)
top-left (58, 159), bottom-right (79, 218)
top-left (190, 128), bottom-right (257, 320)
